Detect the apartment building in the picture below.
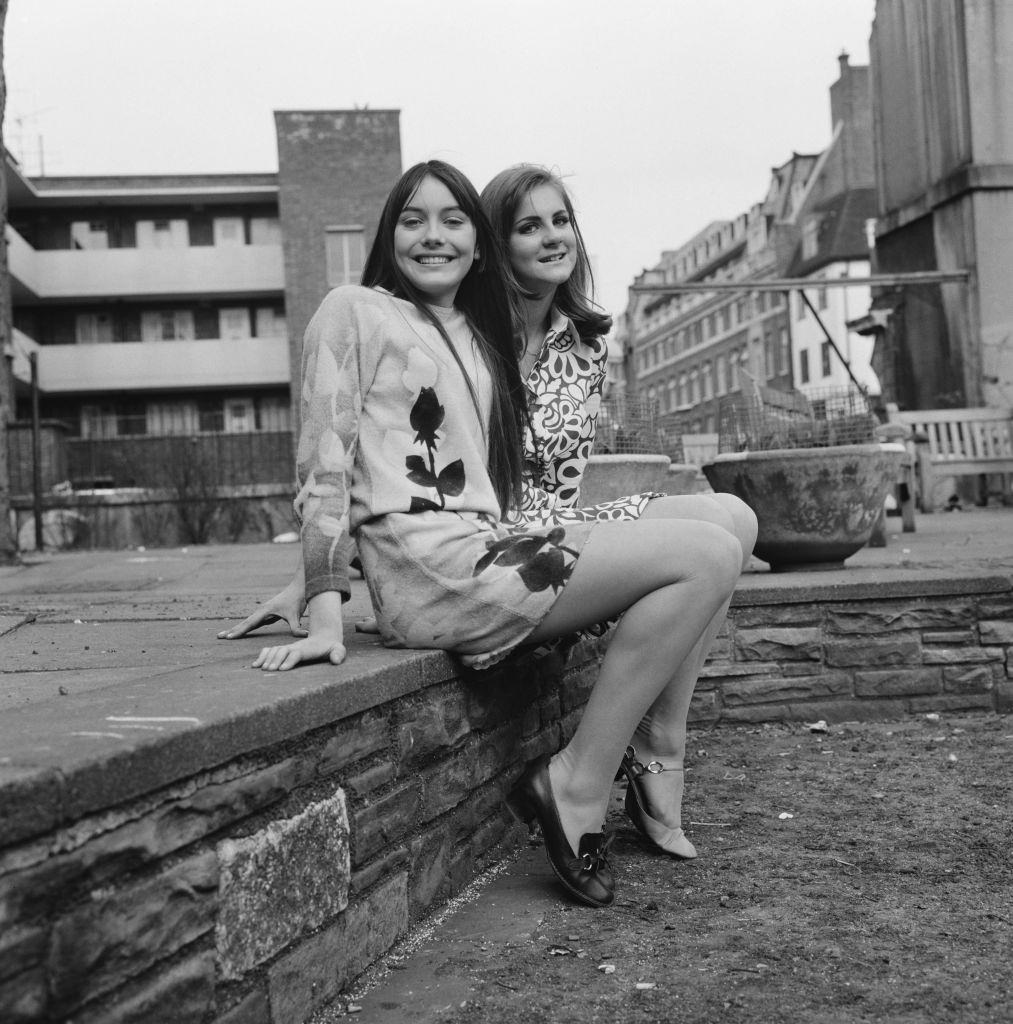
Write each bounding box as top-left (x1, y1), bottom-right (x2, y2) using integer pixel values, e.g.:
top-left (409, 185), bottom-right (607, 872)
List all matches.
top-left (621, 152), bottom-right (815, 442)
top-left (620, 55), bottom-right (878, 454)
top-left (7, 109), bottom-right (401, 487)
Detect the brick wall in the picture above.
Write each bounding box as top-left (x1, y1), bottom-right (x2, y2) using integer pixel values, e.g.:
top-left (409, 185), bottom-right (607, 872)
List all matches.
top-left (273, 110), bottom-right (402, 431)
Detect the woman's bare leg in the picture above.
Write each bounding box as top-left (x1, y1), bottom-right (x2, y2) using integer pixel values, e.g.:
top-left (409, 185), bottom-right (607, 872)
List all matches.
top-left (524, 518), bottom-right (744, 854)
top-left (629, 493), bottom-right (758, 836)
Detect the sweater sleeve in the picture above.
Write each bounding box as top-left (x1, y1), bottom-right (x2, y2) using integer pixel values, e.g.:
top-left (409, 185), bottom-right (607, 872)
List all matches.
top-left (294, 289), bottom-right (369, 603)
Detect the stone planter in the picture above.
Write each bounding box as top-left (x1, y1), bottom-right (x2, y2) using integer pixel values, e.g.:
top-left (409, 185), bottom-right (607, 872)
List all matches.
top-left (580, 454), bottom-right (672, 506)
top-left (702, 443), bottom-right (906, 571)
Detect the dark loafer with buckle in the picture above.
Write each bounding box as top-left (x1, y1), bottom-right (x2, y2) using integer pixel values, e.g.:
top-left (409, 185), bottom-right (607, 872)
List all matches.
top-left (507, 753), bottom-right (615, 908)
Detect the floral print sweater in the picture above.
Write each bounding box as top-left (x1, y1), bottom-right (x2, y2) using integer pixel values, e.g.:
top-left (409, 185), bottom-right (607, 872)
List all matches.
top-left (294, 286), bottom-right (501, 604)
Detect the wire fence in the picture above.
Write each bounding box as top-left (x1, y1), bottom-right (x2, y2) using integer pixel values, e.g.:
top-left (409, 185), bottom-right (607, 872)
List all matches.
top-left (595, 395), bottom-right (666, 455)
top-left (716, 382), bottom-right (879, 454)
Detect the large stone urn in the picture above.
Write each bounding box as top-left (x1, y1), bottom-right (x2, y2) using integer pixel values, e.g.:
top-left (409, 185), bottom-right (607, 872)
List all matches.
top-left (702, 443), bottom-right (906, 571)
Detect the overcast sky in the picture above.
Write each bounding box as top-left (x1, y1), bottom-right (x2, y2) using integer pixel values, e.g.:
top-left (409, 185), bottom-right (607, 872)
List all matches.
top-left (4, 0), bottom-right (877, 320)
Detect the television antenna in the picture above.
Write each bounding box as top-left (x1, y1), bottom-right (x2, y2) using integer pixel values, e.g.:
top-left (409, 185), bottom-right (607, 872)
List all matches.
top-left (8, 105), bottom-right (55, 176)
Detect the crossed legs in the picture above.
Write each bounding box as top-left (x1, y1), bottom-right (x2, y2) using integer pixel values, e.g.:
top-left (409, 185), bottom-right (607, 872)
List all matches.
top-left (525, 515), bottom-right (747, 855)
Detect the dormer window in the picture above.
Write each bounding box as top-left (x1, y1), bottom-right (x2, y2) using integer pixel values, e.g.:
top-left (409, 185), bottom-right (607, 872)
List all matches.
top-left (802, 216), bottom-right (820, 259)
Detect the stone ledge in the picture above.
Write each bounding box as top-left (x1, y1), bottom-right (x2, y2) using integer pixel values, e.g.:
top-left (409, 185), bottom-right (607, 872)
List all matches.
top-left (0, 632), bottom-right (450, 847)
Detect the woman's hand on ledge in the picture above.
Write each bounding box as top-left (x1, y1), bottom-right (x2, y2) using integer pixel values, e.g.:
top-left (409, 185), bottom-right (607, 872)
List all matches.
top-left (252, 633), bottom-right (346, 672)
top-left (252, 591), bottom-right (346, 671)
top-left (218, 574), bottom-right (307, 640)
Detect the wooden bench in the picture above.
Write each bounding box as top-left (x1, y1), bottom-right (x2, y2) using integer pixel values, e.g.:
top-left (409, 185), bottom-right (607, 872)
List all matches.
top-left (886, 405), bottom-right (1013, 512)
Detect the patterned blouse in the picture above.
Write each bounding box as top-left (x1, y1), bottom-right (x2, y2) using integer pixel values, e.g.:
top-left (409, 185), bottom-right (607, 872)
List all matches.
top-left (511, 310), bottom-right (657, 528)
top-left (517, 310), bottom-right (607, 513)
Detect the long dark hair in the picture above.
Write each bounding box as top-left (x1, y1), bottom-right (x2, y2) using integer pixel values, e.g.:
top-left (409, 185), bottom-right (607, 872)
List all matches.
top-left (362, 160), bottom-right (526, 513)
top-left (480, 164), bottom-right (612, 340)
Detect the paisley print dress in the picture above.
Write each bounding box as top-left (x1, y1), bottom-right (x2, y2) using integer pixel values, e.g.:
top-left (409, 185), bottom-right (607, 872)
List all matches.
top-left (294, 286), bottom-right (598, 669)
top-left (510, 309), bottom-right (662, 528)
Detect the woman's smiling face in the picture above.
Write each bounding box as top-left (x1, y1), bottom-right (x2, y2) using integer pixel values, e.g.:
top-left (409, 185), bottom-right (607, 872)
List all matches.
top-left (508, 184), bottom-right (577, 295)
top-left (394, 175), bottom-right (478, 307)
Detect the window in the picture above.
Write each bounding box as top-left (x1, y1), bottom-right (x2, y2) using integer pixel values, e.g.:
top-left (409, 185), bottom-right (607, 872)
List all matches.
top-left (136, 218), bottom-right (189, 249)
top-left (70, 221), bottom-right (109, 250)
top-left (198, 399), bottom-right (225, 433)
top-left (76, 313), bottom-right (114, 345)
top-left (688, 368), bottom-right (699, 405)
top-left (147, 402), bottom-right (198, 436)
top-left (802, 217), bottom-right (819, 259)
top-left (225, 399), bottom-right (255, 434)
top-left (796, 294), bottom-right (806, 321)
top-left (219, 308), bottom-right (251, 340)
top-left (702, 361), bottom-right (713, 400)
top-left (249, 217), bottom-right (281, 245)
top-left (720, 305), bottom-right (731, 332)
top-left (256, 396), bottom-right (292, 432)
top-left (325, 226), bottom-right (366, 287)
top-left (80, 401), bottom-right (146, 437)
top-left (818, 284), bottom-right (828, 310)
top-left (764, 333), bottom-right (775, 380)
top-left (214, 217), bottom-right (246, 247)
top-left (800, 349), bottom-right (811, 384)
top-left (715, 354), bottom-right (727, 396)
top-left (141, 310), bottom-right (195, 342)
top-left (821, 341), bottom-right (833, 377)
top-left (778, 329), bottom-right (790, 376)
top-left (678, 373), bottom-right (688, 406)
top-left (255, 306), bottom-right (286, 338)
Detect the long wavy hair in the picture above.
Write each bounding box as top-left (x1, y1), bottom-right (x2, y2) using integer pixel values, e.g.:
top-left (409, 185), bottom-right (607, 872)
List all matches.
top-left (362, 160), bottom-right (526, 513)
top-left (480, 164), bottom-right (612, 340)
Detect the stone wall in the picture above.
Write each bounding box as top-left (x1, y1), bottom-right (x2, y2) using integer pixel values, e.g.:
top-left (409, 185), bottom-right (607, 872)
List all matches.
top-left (1, 571), bottom-right (1010, 1023)
top-left (0, 641), bottom-right (600, 1024)
top-left (701, 574), bottom-right (1013, 723)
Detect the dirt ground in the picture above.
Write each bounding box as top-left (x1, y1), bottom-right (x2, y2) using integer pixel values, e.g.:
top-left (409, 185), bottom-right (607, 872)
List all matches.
top-left (361, 713), bottom-right (1013, 1024)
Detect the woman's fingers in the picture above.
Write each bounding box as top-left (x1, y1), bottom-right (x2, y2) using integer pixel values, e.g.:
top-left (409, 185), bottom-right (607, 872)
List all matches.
top-left (252, 638), bottom-right (345, 671)
top-left (218, 609), bottom-right (278, 640)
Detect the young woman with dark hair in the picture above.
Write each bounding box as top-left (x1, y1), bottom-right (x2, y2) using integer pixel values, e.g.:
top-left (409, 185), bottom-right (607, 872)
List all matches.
top-left (222, 161), bottom-right (752, 907)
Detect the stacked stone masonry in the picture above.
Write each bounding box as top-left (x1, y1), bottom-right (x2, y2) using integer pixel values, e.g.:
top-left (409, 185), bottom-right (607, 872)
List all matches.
top-left (0, 642), bottom-right (598, 1024)
top-left (1, 575), bottom-right (1010, 1023)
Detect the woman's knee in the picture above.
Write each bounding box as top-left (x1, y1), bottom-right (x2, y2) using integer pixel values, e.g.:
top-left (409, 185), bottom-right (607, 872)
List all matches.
top-left (709, 492), bottom-right (758, 558)
top-left (684, 520), bottom-right (746, 596)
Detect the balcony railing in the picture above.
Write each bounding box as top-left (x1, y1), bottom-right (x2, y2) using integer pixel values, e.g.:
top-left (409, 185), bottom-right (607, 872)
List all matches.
top-left (35, 337), bottom-right (291, 393)
top-left (6, 225), bottom-right (284, 300)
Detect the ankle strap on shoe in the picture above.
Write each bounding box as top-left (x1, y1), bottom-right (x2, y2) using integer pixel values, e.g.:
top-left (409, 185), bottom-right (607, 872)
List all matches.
top-left (625, 744), bottom-right (685, 776)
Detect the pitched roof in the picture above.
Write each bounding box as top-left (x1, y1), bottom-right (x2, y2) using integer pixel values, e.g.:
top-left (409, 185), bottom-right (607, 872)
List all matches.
top-left (786, 187), bottom-right (877, 277)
